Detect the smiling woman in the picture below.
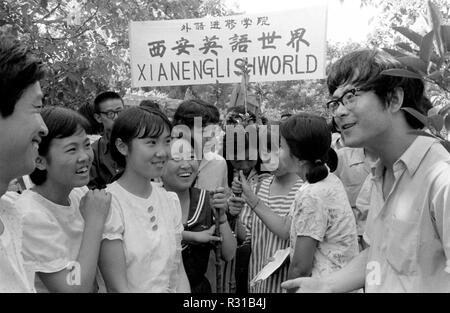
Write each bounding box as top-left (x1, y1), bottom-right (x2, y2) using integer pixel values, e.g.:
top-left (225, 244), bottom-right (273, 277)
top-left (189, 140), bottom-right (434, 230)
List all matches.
top-left (162, 137), bottom-right (237, 293)
top-left (16, 106), bottom-right (112, 293)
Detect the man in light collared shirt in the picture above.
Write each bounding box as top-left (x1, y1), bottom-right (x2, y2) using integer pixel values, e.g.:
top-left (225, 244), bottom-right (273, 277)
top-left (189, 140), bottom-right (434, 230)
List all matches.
top-left (0, 37), bottom-right (49, 292)
top-left (282, 49), bottom-right (450, 293)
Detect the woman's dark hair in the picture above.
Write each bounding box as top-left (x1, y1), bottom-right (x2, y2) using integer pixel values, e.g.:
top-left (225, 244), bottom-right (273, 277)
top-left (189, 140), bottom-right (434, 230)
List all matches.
top-left (173, 99), bottom-right (217, 128)
top-left (281, 113), bottom-right (332, 184)
top-left (327, 147), bottom-right (338, 173)
top-left (110, 106), bottom-right (172, 168)
top-left (29, 106), bottom-right (91, 185)
top-left (77, 102), bottom-right (102, 135)
top-left (0, 36), bottom-right (46, 118)
top-left (327, 49), bottom-right (426, 129)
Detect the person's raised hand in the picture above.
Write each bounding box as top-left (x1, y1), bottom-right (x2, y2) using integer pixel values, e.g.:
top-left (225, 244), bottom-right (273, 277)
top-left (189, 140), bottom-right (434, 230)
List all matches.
top-left (227, 196), bottom-right (246, 216)
top-left (238, 170), bottom-right (259, 209)
top-left (79, 189), bottom-right (111, 222)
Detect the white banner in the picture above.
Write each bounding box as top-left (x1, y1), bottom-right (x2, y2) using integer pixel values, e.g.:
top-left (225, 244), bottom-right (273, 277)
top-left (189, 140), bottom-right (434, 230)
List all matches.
top-left (129, 5), bottom-right (327, 87)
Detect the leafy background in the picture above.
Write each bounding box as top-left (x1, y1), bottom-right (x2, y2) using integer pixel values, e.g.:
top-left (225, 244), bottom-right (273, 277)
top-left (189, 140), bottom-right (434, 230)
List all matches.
top-left (1, 0), bottom-right (449, 125)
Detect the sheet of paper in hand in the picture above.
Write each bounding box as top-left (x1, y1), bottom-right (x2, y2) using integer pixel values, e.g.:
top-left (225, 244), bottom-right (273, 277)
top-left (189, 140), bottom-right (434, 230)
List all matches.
top-left (249, 248), bottom-right (290, 287)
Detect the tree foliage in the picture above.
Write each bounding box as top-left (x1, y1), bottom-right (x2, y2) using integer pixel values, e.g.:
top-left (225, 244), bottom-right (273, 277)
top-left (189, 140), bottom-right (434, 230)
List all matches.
top-left (0, 0), bottom-right (216, 109)
top-left (376, 1), bottom-right (450, 136)
top-left (3, 0), bottom-right (450, 124)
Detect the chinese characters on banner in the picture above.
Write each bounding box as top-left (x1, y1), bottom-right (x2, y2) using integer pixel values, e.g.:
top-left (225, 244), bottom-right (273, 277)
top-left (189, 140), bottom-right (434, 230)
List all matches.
top-left (129, 5), bottom-right (327, 87)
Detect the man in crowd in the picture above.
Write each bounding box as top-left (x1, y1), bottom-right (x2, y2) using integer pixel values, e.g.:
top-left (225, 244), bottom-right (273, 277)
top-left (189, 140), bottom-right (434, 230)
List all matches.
top-left (0, 36), bottom-right (48, 292)
top-left (282, 49), bottom-right (450, 292)
top-left (89, 91), bottom-right (124, 189)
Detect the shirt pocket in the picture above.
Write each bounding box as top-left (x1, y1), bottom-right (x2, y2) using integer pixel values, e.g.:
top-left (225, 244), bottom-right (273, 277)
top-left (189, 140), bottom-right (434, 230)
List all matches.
top-left (385, 218), bottom-right (419, 275)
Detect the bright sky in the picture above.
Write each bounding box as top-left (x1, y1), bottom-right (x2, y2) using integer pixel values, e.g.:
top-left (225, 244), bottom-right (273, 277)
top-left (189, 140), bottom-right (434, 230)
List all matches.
top-left (225, 0), bottom-right (377, 43)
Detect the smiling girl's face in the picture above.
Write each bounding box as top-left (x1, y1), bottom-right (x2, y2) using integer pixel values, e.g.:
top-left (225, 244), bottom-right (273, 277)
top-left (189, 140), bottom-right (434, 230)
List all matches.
top-left (124, 127), bottom-right (172, 180)
top-left (162, 138), bottom-right (200, 192)
top-left (38, 126), bottom-right (93, 189)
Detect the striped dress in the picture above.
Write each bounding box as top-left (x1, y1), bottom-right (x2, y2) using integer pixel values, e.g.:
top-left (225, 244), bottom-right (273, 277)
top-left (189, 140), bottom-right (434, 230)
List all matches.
top-left (248, 176), bottom-right (303, 293)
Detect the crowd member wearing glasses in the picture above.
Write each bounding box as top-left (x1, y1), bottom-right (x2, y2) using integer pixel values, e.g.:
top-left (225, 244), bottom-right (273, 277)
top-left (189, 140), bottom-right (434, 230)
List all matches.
top-left (282, 49), bottom-right (450, 293)
top-left (89, 91), bottom-right (124, 189)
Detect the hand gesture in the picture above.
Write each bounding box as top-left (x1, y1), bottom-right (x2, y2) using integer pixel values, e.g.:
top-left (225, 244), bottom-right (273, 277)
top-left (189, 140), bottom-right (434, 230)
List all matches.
top-left (192, 225), bottom-right (221, 243)
top-left (227, 196), bottom-right (246, 216)
top-left (79, 189), bottom-right (112, 222)
top-left (231, 176), bottom-right (243, 196)
top-left (235, 171), bottom-right (259, 209)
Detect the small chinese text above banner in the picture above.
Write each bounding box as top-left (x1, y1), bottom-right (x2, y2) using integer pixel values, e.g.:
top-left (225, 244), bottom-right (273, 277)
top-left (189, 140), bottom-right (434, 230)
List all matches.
top-left (129, 5), bottom-right (327, 87)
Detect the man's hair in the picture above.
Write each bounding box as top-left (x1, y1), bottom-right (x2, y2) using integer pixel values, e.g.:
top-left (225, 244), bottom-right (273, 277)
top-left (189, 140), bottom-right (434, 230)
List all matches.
top-left (93, 91), bottom-right (123, 113)
top-left (173, 99), bottom-right (217, 128)
top-left (0, 36), bottom-right (45, 117)
top-left (327, 49), bottom-right (427, 129)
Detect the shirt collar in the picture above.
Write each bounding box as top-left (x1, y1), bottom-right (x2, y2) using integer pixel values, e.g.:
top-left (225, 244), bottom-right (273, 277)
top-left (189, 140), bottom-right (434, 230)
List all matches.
top-left (99, 136), bottom-right (110, 155)
top-left (370, 135), bottom-right (438, 178)
top-left (346, 148), bottom-right (366, 167)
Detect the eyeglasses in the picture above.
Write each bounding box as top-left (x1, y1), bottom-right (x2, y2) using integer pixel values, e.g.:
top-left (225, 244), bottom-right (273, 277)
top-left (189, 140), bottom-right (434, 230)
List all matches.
top-left (99, 109), bottom-right (123, 120)
top-left (326, 88), bottom-right (366, 115)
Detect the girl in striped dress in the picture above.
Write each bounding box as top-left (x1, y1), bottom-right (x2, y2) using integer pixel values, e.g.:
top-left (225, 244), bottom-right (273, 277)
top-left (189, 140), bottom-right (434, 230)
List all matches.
top-left (248, 174), bottom-right (303, 293)
top-left (229, 132), bottom-right (303, 293)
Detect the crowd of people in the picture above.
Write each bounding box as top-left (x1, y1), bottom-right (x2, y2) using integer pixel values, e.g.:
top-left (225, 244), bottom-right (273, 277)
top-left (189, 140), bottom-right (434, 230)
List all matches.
top-left (1, 35), bottom-right (449, 293)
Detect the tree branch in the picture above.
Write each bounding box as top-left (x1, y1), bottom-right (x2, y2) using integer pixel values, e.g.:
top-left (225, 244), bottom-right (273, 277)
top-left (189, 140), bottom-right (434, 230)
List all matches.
top-left (47, 4), bottom-right (100, 41)
top-left (40, 1), bottom-right (62, 21)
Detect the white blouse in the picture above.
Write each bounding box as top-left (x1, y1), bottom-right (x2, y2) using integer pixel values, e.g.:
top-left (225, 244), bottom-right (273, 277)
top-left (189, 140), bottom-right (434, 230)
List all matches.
top-left (102, 181), bottom-right (189, 292)
top-left (17, 187), bottom-right (88, 292)
top-left (0, 193), bottom-right (35, 292)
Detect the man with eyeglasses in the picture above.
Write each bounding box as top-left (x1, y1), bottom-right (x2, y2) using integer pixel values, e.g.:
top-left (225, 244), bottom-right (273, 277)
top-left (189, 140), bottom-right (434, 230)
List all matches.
top-left (282, 49), bottom-right (450, 293)
top-left (89, 91), bottom-right (124, 189)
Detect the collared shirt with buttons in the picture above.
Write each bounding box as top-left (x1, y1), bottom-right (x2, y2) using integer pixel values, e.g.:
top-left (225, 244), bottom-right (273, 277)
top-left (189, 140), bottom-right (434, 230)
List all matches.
top-left (362, 136), bottom-right (450, 292)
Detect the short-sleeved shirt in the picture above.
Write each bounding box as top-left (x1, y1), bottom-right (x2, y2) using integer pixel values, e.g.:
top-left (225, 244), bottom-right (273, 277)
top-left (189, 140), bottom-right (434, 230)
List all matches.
top-left (0, 193), bottom-right (35, 292)
top-left (289, 173), bottom-right (359, 278)
top-left (102, 181), bottom-right (188, 292)
top-left (17, 187), bottom-right (89, 293)
top-left (335, 147), bottom-right (371, 208)
top-left (363, 136), bottom-right (450, 292)
top-left (89, 136), bottom-right (122, 190)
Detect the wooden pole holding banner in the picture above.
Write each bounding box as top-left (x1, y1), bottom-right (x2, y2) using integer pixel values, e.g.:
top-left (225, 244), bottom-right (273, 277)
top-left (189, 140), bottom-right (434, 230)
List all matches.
top-left (210, 190), bottom-right (223, 293)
